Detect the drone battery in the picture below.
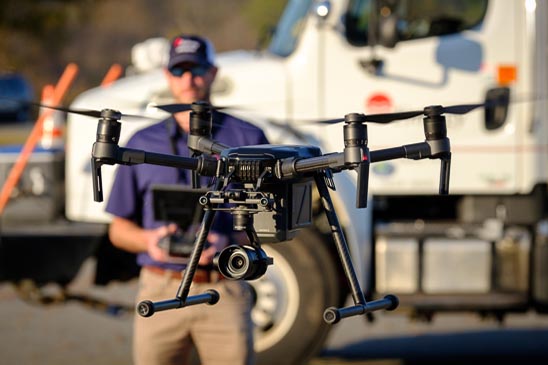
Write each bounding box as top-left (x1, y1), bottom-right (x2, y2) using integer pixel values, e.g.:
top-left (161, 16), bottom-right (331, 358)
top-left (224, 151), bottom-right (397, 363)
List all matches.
top-left (253, 179), bottom-right (313, 243)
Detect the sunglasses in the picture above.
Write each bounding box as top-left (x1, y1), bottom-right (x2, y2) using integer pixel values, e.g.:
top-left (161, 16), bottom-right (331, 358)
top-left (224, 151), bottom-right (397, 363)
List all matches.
top-left (168, 65), bottom-right (210, 77)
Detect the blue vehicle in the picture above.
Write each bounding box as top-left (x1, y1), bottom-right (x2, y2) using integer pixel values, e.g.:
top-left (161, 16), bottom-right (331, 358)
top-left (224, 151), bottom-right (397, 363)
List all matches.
top-left (0, 73), bottom-right (34, 122)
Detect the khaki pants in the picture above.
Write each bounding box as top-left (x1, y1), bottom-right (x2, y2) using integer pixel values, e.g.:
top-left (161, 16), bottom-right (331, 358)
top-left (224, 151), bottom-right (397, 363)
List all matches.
top-left (133, 268), bottom-right (255, 365)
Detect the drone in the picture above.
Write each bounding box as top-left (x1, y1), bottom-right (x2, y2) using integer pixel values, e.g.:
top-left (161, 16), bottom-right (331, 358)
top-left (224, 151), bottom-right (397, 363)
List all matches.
top-left (41, 87), bottom-right (509, 324)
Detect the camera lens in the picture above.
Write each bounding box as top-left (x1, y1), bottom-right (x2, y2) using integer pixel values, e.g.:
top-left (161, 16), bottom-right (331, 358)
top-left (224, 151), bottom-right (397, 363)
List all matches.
top-left (215, 246), bottom-right (250, 280)
top-left (228, 252), bottom-right (249, 275)
top-left (215, 245), bottom-right (272, 280)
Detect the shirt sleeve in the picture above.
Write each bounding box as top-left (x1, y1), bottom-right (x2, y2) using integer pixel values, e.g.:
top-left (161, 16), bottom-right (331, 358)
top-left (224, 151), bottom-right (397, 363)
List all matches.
top-left (105, 164), bottom-right (141, 221)
top-left (257, 129), bottom-right (269, 145)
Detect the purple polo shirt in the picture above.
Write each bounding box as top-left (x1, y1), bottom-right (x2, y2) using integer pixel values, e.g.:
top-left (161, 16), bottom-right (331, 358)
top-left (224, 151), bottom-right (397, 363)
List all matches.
top-left (106, 112), bottom-right (269, 270)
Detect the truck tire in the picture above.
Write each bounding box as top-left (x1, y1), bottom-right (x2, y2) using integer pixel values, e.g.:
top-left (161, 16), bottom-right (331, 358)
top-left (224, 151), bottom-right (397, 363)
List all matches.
top-left (251, 229), bottom-right (340, 365)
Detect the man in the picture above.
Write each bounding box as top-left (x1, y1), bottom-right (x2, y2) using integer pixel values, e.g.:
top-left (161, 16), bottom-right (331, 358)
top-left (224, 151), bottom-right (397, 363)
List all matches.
top-left (106, 34), bottom-right (269, 365)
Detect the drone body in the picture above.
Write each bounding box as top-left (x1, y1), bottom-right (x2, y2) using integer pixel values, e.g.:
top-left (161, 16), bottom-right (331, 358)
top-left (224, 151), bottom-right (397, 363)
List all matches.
top-left (220, 144), bottom-right (321, 242)
top-left (87, 100), bottom-right (483, 323)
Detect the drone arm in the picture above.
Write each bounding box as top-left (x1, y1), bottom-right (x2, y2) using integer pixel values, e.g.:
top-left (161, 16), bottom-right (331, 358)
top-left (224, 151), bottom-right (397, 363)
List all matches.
top-left (91, 142), bottom-right (218, 202)
top-left (280, 153), bottom-right (346, 177)
top-left (93, 135), bottom-right (222, 171)
top-left (370, 136), bottom-right (453, 162)
top-left (188, 135), bottom-right (230, 155)
top-left (370, 138), bottom-right (451, 195)
top-left (142, 149), bottom-right (200, 169)
top-left (370, 142), bottom-right (431, 162)
top-left (287, 142), bottom-right (435, 174)
top-left (282, 143), bottom-right (432, 208)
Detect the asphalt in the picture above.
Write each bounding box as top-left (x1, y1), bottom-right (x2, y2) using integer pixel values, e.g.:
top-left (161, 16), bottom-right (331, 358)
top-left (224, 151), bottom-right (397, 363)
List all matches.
top-left (2, 258), bottom-right (548, 365)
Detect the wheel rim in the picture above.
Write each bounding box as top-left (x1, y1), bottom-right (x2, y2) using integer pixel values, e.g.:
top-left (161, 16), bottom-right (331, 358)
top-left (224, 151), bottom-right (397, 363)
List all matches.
top-left (249, 246), bottom-right (300, 352)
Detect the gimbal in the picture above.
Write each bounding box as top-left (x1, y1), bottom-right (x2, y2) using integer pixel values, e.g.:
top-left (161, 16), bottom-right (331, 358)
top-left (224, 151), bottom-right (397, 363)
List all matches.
top-left (90, 102), bottom-right (451, 323)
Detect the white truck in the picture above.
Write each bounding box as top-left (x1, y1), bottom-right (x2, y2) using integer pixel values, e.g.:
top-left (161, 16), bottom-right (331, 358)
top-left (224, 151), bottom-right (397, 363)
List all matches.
top-left (3, 0), bottom-right (548, 364)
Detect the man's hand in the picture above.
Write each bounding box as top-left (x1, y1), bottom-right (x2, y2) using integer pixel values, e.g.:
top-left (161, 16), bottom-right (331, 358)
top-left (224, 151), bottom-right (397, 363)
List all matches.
top-left (145, 224), bottom-right (178, 261)
top-left (199, 231), bottom-right (229, 265)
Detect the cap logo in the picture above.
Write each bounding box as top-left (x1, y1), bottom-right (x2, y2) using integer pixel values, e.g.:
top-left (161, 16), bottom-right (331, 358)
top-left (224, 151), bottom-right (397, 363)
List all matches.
top-left (174, 38), bottom-right (201, 55)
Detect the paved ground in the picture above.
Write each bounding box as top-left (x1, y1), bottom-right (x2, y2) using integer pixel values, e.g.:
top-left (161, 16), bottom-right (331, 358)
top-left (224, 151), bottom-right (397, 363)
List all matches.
top-left (2, 258), bottom-right (548, 364)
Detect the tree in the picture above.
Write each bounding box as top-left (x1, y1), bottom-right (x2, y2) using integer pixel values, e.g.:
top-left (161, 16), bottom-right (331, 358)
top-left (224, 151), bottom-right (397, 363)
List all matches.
top-left (0, 0), bottom-right (287, 103)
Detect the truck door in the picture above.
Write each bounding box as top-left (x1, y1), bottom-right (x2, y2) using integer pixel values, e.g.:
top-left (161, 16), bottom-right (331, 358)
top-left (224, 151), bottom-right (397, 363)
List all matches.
top-left (321, 0), bottom-right (523, 195)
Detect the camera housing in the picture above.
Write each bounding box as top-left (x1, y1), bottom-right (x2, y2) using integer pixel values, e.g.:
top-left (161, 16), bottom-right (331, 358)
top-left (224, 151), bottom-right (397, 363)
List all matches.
top-left (214, 245), bottom-right (273, 280)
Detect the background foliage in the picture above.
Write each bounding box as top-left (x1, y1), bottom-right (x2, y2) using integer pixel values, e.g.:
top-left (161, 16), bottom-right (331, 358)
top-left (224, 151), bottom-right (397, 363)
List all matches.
top-left (0, 0), bottom-right (287, 101)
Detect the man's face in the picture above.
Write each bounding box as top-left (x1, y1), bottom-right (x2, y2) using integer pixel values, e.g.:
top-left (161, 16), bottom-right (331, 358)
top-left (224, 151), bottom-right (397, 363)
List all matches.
top-left (165, 62), bottom-right (217, 104)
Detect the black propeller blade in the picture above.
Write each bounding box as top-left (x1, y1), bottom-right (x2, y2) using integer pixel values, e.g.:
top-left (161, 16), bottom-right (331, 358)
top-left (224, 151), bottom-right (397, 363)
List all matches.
top-left (311, 97), bottom-right (509, 125)
top-left (312, 109), bottom-right (423, 125)
top-left (364, 109), bottom-right (424, 123)
top-left (23, 100), bottom-right (155, 120)
top-left (27, 101), bottom-right (103, 118)
top-left (440, 102), bottom-right (485, 115)
top-left (155, 102), bottom-right (232, 114)
top-left (28, 99), bottom-right (261, 131)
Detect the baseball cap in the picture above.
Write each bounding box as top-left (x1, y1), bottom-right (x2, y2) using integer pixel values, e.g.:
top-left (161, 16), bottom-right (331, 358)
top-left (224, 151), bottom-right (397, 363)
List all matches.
top-left (167, 34), bottom-right (216, 70)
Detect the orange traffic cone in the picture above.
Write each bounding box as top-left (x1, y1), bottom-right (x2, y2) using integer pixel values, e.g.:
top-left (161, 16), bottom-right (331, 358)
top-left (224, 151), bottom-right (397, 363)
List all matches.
top-left (39, 84), bottom-right (65, 150)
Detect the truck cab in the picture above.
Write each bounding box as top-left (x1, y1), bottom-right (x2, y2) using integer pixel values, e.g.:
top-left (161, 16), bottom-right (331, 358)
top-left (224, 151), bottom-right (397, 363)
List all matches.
top-left (210, 0), bottom-right (548, 314)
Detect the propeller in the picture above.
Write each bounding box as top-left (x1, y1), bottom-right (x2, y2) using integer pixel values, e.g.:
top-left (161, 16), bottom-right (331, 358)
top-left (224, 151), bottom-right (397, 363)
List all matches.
top-left (308, 110), bottom-right (420, 125)
top-left (24, 101), bottom-right (153, 120)
top-left (310, 92), bottom-right (511, 125)
top-left (24, 99), bottom-right (267, 132)
top-left (154, 102), bottom-right (236, 114)
top-left (311, 103), bottom-right (490, 125)
top-left (0, 97), bottom-right (157, 121)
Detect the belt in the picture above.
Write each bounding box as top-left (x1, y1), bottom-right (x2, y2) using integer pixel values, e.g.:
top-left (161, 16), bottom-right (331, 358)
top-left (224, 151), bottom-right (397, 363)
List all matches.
top-left (144, 265), bottom-right (224, 283)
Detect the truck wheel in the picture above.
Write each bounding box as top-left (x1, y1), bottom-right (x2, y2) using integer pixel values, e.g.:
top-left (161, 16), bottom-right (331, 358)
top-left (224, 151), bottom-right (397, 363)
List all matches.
top-left (251, 230), bottom-right (340, 365)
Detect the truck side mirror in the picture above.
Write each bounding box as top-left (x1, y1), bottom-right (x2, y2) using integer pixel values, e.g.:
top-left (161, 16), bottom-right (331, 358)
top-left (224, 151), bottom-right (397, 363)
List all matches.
top-left (378, 13), bottom-right (399, 48)
top-left (485, 87), bottom-right (510, 130)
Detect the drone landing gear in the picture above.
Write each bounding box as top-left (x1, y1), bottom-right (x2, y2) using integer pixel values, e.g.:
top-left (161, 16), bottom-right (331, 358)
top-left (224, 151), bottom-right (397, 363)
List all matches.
top-left (137, 181), bottom-right (225, 318)
top-left (314, 174), bottom-right (399, 324)
top-left (137, 170), bottom-right (399, 323)
top-left (137, 290), bottom-right (220, 318)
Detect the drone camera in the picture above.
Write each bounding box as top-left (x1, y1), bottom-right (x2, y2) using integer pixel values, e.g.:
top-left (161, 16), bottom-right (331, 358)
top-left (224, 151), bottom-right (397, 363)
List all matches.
top-left (214, 245), bottom-right (273, 280)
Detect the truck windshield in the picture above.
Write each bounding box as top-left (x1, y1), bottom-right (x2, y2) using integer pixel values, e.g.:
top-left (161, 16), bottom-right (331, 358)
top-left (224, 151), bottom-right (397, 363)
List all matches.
top-left (268, 0), bottom-right (314, 57)
top-left (345, 0), bottom-right (488, 46)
